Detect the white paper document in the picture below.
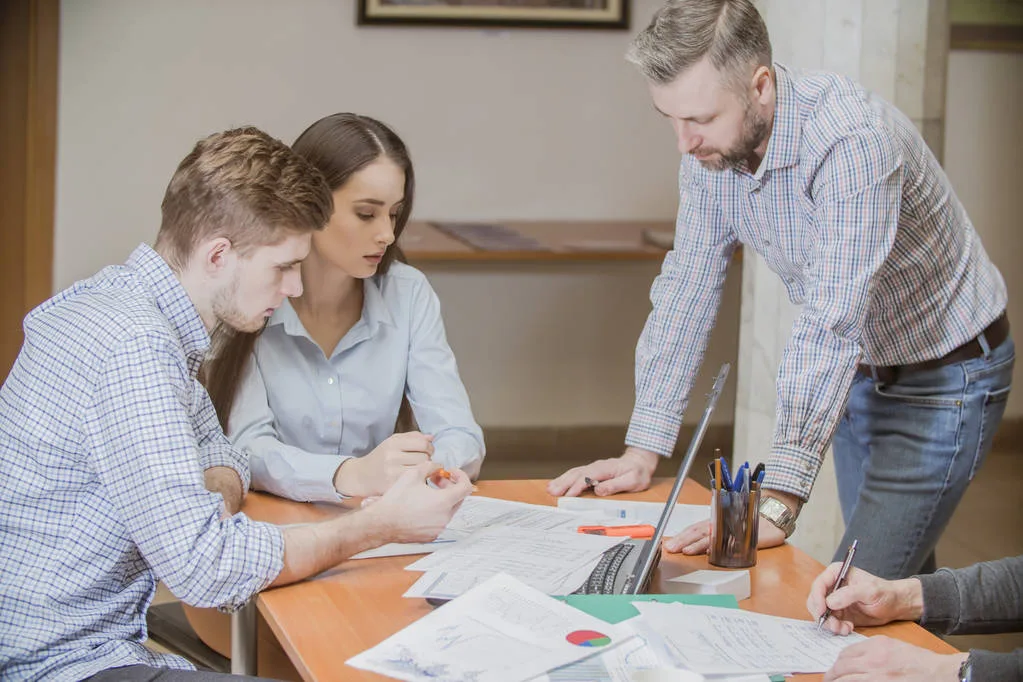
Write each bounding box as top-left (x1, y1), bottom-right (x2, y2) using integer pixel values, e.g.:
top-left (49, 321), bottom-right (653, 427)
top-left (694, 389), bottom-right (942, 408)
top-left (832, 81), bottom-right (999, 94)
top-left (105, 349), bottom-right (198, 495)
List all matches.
top-left (352, 496), bottom-right (586, 559)
top-left (404, 525), bottom-right (624, 598)
top-left (633, 602), bottom-right (866, 675)
top-left (541, 620), bottom-right (662, 682)
top-left (347, 573), bottom-right (635, 682)
top-left (557, 498), bottom-right (710, 536)
top-left (542, 618), bottom-right (770, 682)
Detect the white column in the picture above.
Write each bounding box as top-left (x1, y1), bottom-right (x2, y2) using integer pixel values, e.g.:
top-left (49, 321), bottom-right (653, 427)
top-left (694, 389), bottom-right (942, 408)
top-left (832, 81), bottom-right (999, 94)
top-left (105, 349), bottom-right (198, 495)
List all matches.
top-left (736, 0), bottom-right (949, 564)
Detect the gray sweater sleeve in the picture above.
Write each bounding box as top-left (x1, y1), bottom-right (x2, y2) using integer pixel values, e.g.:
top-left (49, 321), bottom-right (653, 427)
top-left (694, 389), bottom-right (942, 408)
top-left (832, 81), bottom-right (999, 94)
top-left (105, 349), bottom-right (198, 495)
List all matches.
top-left (917, 555), bottom-right (1023, 682)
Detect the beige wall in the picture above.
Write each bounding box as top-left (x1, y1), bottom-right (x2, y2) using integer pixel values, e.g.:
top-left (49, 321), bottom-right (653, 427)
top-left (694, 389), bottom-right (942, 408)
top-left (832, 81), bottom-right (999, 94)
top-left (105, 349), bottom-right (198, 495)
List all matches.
top-left (55, 0), bottom-right (738, 429)
top-left (55, 1), bottom-right (1022, 429)
top-left (944, 50), bottom-right (1023, 418)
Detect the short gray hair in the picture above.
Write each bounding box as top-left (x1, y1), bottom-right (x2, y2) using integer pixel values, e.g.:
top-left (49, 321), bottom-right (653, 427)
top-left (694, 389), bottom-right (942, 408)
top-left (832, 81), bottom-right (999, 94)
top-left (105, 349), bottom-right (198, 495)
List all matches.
top-left (626, 0), bottom-right (772, 87)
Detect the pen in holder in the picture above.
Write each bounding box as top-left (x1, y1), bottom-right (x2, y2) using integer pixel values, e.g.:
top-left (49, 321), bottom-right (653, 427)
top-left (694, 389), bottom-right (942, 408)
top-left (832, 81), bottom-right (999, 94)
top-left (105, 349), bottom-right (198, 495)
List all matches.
top-left (708, 457), bottom-right (761, 568)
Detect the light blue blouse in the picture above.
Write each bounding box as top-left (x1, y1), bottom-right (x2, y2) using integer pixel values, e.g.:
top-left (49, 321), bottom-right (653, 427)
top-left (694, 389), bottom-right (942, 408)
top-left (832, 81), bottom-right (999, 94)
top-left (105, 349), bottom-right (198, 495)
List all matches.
top-left (229, 262), bottom-right (485, 503)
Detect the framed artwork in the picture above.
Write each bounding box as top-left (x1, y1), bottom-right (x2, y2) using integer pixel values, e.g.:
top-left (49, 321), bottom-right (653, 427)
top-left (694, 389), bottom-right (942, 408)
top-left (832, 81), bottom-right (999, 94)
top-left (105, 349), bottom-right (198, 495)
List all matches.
top-left (357, 0), bottom-right (629, 30)
top-left (950, 0), bottom-right (1023, 51)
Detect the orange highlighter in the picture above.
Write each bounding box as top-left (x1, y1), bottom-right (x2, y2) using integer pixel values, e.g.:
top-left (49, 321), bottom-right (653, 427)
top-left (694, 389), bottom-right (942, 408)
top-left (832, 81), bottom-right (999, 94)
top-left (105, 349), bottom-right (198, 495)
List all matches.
top-left (430, 468), bottom-right (478, 492)
top-left (577, 524), bottom-right (656, 539)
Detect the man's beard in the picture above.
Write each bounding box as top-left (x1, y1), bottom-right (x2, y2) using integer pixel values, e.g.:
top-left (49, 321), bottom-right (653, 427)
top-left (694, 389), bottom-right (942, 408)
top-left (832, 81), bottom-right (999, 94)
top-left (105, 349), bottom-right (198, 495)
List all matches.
top-left (696, 100), bottom-right (770, 172)
top-left (211, 272), bottom-right (262, 333)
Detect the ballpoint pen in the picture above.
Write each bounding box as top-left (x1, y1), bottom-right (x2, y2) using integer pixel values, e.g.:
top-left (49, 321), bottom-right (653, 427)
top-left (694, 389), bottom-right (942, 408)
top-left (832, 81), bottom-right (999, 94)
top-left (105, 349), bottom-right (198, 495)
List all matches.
top-left (817, 538), bottom-right (859, 632)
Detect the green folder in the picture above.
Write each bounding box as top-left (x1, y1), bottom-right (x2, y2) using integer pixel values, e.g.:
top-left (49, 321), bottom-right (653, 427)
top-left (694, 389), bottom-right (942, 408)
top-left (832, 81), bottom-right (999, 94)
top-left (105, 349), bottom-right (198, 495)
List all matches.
top-left (555, 593), bottom-right (737, 624)
top-left (557, 594), bottom-right (784, 682)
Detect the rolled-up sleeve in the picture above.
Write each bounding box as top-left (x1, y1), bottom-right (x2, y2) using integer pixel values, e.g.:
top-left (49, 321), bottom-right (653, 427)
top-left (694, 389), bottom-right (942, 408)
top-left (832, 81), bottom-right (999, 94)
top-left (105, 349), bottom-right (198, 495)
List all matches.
top-left (84, 334), bottom-right (283, 610)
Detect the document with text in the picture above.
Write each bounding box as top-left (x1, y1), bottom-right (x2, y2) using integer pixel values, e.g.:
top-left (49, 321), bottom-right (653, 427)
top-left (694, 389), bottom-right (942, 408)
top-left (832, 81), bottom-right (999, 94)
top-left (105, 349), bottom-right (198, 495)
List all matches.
top-left (347, 573), bottom-right (635, 682)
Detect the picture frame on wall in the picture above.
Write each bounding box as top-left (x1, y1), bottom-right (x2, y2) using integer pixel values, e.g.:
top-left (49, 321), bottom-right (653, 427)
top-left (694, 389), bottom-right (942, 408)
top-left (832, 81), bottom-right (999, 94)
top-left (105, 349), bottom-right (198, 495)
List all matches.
top-left (950, 0), bottom-right (1023, 52)
top-left (357, 0), bottom-right (629, 30)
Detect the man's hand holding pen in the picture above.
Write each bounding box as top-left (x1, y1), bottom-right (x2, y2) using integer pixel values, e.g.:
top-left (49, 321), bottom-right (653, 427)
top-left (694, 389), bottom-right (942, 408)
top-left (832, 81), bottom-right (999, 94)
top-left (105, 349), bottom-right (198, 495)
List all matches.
top-left (807, 562), bottom-right (925, 635)
top-left (806, 562), bottom-right (967, 682)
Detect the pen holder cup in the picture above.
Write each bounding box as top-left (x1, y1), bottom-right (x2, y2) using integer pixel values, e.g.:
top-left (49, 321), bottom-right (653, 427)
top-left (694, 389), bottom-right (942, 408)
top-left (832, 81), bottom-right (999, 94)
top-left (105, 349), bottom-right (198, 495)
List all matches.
top-left (708, 487), bottom-right (760, 568)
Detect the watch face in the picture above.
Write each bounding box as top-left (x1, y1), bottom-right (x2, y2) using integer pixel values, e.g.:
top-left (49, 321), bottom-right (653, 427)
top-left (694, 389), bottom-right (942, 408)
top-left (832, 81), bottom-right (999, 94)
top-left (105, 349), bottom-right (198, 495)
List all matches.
top-left (759, 498), bottom-right (796, 536)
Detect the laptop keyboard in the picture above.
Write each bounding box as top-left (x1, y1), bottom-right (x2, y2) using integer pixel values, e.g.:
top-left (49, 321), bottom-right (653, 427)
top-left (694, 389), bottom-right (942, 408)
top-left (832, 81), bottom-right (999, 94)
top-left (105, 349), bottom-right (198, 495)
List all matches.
top-left (574, 543), bottom-right (636, 595)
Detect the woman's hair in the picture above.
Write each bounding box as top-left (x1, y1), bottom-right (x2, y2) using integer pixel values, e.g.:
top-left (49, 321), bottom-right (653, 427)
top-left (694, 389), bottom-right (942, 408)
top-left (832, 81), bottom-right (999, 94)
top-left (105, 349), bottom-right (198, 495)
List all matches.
top-left (202, 114), bottom-right (416, 431)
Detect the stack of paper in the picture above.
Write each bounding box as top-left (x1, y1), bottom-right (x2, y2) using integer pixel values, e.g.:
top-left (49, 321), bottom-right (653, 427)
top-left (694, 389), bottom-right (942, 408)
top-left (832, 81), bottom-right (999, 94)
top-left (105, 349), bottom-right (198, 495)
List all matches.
top-left (347, 573), bottom-right (636, 682)
top-left (632, 602), bottom-right (866, 676)
top-left (404, 526), bottom-right (626, 599)
top-left (352, 496), bottom-right (587, 559)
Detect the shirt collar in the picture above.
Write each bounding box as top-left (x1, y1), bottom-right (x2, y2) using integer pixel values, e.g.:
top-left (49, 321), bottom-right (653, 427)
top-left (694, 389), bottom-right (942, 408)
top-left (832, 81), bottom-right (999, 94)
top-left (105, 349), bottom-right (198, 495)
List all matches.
top-left (126, 243), bottom-right (210, 363)
top-left (753, 63), bottom-right (801, 179)
top-left (268, 274), bottom-right (396, 353)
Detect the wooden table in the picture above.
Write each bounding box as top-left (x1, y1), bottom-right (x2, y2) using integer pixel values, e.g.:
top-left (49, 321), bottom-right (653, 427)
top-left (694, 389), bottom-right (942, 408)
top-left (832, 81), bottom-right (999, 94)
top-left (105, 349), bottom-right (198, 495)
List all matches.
top-left (237, 479), bottom-right (956, 681)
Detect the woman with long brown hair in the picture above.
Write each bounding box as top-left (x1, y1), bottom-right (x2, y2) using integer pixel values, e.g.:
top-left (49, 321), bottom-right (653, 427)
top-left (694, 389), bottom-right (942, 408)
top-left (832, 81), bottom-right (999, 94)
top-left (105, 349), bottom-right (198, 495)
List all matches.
top-left (203, 113), bottom-right (484, 502)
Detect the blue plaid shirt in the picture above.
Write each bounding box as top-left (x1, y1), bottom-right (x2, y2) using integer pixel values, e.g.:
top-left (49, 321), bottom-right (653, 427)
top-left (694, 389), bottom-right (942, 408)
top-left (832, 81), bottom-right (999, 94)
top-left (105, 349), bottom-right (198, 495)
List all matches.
top-left (0, 244), bottom-right (284, 681)
top-left (626, 64), bottom-right (1007, 500)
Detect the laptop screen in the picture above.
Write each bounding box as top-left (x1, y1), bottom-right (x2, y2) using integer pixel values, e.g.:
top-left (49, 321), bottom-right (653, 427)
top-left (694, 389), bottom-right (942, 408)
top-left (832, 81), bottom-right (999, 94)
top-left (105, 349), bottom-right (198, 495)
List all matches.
top-left (624, 363), bottom-right (731, 594)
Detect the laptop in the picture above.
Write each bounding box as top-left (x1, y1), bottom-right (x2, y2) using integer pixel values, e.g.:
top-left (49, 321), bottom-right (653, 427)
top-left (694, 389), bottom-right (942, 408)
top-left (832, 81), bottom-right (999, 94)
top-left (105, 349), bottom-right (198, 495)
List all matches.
top-left (573, 362), bottom-right (731, 595)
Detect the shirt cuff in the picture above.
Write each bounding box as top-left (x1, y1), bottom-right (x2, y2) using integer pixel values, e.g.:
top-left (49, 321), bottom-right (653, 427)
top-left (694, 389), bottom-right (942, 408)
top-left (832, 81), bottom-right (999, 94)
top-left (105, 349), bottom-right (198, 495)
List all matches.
top-left (309, 454), bottom-right (352, 502)
top-left (625, 405), bottom-right (683, 458)
top-left (762, 444), bottom-right (822, 501)
top-left (216, 520), bottom-right (285, 613)
top-left (433, 443), bottom-right (484, 480)
top-left (968, 649), bottom-right (1021, 682)
top-left (917, 568), bottom-right (960, 633)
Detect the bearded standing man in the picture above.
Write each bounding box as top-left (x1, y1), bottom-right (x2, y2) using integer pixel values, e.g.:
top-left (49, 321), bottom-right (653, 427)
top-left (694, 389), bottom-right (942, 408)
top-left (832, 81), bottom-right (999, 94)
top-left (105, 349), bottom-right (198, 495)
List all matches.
top-left (548, 0), bottom-right (1014, 580)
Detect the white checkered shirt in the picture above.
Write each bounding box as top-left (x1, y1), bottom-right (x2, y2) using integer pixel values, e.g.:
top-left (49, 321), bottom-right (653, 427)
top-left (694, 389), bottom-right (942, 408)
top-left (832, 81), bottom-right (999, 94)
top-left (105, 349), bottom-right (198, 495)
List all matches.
top-left (0, 244), bottom-right (284, 681)
top-left (626, 64), bottom-right (1007, 500)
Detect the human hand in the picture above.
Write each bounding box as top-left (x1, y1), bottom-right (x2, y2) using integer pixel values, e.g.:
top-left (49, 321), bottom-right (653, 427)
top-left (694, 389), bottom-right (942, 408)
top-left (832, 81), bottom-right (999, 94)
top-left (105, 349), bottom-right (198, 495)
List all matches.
top-left (334, 431), bottom-right (435, 497)
top-left (823, 636), bottom-right (967, 681)
top-left (808, 564), bottom-right (924, 634)
top-left (662, 513), bottom-right (785, 554)
top-left (546, 447), bottom-right (659, 497)
top-left (365, 462), bottom-right (472, 544)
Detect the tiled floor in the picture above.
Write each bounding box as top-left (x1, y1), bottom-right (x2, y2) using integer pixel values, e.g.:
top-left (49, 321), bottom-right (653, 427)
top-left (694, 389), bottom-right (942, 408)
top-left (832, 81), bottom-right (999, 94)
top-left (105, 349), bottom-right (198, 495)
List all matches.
top-left (150, 435), bottom-right (1023, 661)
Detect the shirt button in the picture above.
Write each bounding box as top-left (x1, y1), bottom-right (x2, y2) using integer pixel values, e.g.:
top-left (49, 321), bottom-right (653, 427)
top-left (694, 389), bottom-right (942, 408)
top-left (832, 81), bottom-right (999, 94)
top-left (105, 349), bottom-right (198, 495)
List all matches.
top-left (327, 377), bottom-right (335, 385)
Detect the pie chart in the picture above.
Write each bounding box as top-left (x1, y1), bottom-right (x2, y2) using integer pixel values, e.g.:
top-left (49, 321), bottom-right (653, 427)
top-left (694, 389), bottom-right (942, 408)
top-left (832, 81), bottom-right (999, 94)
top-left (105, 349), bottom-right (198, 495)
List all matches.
top-left (565, 629), bottom-right (612, 647)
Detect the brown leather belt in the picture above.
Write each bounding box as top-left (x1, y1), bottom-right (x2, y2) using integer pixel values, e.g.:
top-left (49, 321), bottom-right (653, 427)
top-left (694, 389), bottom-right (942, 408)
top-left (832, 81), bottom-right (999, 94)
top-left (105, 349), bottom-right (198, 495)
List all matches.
top-left (857, 312), bottom-right (1010, 384)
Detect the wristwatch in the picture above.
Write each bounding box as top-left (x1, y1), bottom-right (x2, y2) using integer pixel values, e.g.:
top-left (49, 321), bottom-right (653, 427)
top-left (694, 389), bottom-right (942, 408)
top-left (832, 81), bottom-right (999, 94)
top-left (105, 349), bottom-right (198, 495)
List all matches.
top-left (758, 496), bottom-right (799, 538)
top-left (958, 654), bottom-right (973, 682)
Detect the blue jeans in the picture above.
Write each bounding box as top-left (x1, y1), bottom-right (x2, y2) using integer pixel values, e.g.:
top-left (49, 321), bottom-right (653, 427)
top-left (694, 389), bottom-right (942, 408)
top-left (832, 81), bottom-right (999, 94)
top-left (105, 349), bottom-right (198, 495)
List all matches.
top-left (832, 335), bottom-right (1015, 579)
